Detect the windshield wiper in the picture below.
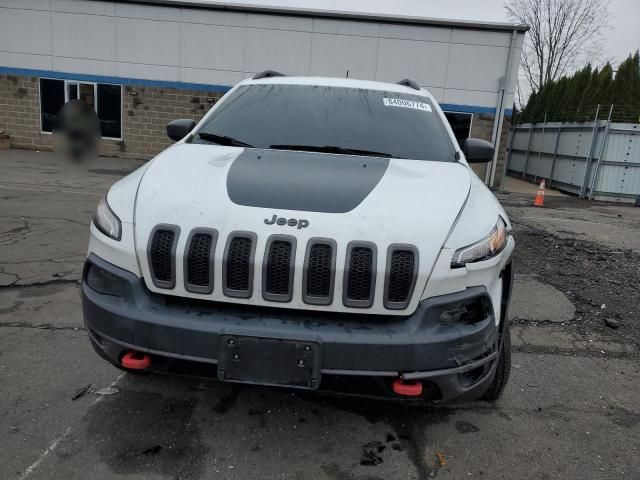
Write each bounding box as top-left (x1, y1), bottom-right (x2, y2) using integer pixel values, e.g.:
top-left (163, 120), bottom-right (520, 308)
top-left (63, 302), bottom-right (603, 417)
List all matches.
top-left (198, 132), bottom-right (253, 147)
top-left (270, 144), bottom-right (393, 158)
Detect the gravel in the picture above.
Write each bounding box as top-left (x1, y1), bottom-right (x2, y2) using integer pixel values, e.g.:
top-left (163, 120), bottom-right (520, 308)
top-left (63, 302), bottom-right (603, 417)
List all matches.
top-left (512, 226), bottom-right (640, 346)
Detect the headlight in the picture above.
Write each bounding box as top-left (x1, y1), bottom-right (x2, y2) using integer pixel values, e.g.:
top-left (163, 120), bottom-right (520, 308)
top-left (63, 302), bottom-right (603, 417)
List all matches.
top-left (451, 217), bottom-right (508, 268)
top-left (93, 195), bottom-right (121, 241)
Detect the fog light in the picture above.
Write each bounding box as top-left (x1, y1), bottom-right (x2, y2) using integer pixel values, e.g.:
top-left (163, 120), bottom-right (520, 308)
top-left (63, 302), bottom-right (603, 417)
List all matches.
top-left (439, 297), bottom-right (491, 325)
top-left (86, 264), bottom-right (123, 297)
top-left (459, 365), bottom-right (487, 387)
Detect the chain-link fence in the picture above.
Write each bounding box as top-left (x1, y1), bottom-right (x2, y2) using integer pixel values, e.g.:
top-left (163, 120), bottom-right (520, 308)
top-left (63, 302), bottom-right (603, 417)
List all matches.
top-left (513, 104), bottom-right (640, 125)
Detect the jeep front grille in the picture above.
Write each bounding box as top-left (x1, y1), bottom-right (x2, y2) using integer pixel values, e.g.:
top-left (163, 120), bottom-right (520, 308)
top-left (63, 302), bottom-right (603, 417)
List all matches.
top-left (343, 242), bottom-right (376, 308)
top-left (146, 226), bottom-right (419, 311)
top-left (263, 236), bottom-right (296, 302)
top-left (384, 246), bottom-right (418, 310)
top-left (148, 225), bottom-right (179, 289)
top-left (223, 233), bottom-right (256, 298)
top-left (184, 229), bottom-right (217, 294)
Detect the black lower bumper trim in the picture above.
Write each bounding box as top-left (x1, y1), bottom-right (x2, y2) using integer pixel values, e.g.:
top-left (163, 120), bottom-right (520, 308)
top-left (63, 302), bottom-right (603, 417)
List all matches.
top-left (83, 253), bottom-right (501, 402)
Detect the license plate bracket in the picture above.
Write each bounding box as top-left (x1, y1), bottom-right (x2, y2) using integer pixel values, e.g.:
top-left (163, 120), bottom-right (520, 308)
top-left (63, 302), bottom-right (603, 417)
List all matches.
top-left (218, 335), bottom-right (321, 389)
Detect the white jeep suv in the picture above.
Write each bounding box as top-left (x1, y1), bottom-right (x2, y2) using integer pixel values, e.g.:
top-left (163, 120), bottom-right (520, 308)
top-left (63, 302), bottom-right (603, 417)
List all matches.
top-left (83, 73), bottom-right (515, 403)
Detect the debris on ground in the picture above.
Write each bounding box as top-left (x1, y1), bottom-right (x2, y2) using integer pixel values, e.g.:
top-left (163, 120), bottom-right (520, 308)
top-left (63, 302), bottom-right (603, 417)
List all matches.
top-left (605, 318), bottom-right (619, 329)
top-left (141, 445), bottom-right (162, 455)
top-left (93, 386), bottom-right (120, 396)
top-left (361, 441), bottom-right (385, 466)
top-left (436, 451), bottom-right (447, 467)
top-left (121, 444), bottom-right (163, 461)
top-left (71, 383), bottom-right (93, 401)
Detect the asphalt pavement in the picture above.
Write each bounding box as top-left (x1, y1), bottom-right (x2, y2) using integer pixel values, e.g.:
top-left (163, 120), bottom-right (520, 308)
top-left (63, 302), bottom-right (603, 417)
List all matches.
top-left (1, 149), bottom-right (638, 479)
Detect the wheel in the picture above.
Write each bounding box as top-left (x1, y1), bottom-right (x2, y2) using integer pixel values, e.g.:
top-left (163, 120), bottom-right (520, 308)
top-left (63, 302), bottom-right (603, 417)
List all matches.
top-left (481, 320), bottom-right (512, 402)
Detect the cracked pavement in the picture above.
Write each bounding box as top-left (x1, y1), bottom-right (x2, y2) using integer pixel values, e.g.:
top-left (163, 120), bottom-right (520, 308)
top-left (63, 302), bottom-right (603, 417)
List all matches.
top-left (0, 149), bottom-right (638, 479)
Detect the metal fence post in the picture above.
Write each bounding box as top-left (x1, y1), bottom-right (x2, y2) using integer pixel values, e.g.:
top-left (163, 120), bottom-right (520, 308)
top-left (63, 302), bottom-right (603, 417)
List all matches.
top-left (536, 113), bottom-right (548, 182)
top-left (589, 104), bottom-right (614, 200)
top-left (501, 125), bottom-right (517, 188)
top-left (521, 124), bottom-right (534, 179)
top-left (548, 125), bottom-right (561, 188)
top-left (580, 105), bottom-right (601, 198)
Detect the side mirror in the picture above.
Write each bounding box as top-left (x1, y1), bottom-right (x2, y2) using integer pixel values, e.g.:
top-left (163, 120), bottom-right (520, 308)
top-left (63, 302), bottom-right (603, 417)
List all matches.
top-left (166, 119), bottom-right (196, 142)
top-left (462, 138), bottom-right (494, 163)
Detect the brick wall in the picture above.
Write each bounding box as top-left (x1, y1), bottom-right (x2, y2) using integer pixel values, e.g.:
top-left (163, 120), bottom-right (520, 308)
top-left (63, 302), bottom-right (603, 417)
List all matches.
top-left (0, 75), bottom-right (47, 151)
top-left (469, 113), bottom-right (494, 181)
top-left (120, 85), bottom-right (223, 158)
top-left (493, 115), bottom-right (512, 189)
top-left (465, 112), bottom-right (511, 189)
top-left (0, 74), bottom-right (224, 159)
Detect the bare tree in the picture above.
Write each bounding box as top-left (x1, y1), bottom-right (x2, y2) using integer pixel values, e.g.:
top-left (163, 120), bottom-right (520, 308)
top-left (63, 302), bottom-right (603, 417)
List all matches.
top-left (506, 0), bottom-right (609, 104)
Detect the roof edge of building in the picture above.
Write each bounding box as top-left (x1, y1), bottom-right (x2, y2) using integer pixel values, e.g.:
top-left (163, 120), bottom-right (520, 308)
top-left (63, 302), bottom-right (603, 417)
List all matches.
top-left (109, 0), bottom-right (529, 32)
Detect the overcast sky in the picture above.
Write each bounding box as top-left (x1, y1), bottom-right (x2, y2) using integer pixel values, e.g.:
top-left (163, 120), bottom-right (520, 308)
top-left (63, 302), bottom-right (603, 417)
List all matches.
top-left (219, 0), bottom-right (640, 65)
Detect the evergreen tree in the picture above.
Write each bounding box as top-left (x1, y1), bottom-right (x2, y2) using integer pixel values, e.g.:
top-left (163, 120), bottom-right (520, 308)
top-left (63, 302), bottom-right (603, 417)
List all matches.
top-left (611, 52), bottom-right (640, 120)
top-left (518, 51), bottom-right (640, 123)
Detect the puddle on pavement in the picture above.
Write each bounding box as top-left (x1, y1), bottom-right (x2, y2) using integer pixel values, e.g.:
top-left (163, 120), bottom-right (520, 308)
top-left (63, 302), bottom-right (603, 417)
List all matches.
top-left (43, 374), bottom-right (507, 479)
top-left (84, 389), bottom-right (206, 477)
top-left (295, 393), bottom-right (456, 479)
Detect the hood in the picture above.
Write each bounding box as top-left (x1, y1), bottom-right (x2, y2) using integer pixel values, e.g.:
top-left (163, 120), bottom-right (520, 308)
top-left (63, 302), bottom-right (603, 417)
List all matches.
top-left (133, 144), bottom-right (471, 314)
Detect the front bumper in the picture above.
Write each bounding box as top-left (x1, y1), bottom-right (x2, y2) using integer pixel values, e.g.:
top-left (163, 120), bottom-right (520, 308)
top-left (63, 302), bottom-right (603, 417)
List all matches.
top-left (82, 253), bottom-right (502, 402)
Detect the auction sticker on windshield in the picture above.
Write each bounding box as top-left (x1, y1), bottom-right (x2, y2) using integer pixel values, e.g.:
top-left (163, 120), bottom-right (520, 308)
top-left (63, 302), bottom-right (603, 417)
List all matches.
top-left (383, 98), bottom-right (432, 112)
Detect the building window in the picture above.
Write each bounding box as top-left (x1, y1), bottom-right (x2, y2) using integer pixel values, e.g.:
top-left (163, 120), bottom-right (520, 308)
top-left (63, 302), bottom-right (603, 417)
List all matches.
top-left (97, 84), bottom-right (122, 139)
top-left (40, 79), bottom-right (65, 133)
top-left (39, 78), bottom-right (122, 139)
top-left (443, 111), bottom-right (472, 147)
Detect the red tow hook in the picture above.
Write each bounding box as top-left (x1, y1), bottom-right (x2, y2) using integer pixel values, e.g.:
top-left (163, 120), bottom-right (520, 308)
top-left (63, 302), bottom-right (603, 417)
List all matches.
top-left (121, 351), bottom-right (152, 370)
top-left (392, 378), bottom-right (423, 397)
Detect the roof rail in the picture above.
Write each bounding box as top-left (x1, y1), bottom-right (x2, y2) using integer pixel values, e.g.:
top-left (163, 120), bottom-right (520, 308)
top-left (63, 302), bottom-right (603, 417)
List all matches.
top-left (252, 70), bottom-right (286, 80)
top-left (396, 79), bottom-right (421, 91)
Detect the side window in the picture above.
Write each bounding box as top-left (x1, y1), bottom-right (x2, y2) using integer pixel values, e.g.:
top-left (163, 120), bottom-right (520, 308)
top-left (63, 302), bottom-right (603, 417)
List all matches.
top-left (443, 112), bottom-right (472, 148)
top-left (40, 79), bottom-right (65, 133)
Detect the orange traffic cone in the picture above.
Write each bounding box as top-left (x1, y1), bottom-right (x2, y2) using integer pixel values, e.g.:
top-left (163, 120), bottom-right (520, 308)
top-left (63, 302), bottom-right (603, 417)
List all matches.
top-left (533, 179), bottom-right (545, 206)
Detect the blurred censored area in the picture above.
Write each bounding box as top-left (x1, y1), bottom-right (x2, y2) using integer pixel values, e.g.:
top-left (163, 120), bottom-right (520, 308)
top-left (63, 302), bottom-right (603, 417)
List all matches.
top-left (52, 100), bottom-right (101, 162)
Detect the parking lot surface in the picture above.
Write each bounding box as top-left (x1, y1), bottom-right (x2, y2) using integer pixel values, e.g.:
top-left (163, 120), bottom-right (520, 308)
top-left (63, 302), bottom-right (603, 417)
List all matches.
top-left (1, 149), bottom-right (638, 479)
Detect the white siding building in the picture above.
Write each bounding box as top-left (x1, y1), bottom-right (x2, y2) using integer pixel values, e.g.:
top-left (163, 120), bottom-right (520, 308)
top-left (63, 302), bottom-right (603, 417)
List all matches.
top-left (0, 0), bottom-right (527, 186)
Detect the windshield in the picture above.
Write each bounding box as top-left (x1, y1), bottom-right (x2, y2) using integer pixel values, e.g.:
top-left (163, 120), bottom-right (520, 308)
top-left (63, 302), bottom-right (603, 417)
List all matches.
top-left (193, 84), bottom-right (456, 161)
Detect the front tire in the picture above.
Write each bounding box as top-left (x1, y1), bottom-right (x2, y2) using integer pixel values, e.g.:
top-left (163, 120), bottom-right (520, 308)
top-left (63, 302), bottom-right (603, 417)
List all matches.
top-left (481, 320), bottom-right (511, 402)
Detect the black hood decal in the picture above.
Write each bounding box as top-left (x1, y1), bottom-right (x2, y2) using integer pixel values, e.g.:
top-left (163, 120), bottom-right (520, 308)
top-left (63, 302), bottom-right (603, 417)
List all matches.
top-left (226, 149), bottom-right (389, 213)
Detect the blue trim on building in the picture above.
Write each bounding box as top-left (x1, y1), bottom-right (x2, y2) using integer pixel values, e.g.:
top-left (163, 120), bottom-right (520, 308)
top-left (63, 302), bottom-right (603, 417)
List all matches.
top-left (0, 66), bottom-right (231, 93)
top-left (441, 103), bottom-right (492, 115)
top-left (441, 103), bottom-right (513, 117)
top-left (0, 65), bottom-right (510, 115)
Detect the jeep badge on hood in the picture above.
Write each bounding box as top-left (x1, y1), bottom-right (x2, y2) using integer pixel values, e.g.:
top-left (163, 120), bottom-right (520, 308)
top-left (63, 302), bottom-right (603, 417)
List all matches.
top-left (264, 214), bottom-right (309, 229)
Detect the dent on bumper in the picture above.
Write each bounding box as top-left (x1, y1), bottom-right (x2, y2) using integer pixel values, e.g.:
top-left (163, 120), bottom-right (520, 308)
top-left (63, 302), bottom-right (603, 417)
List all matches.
top-left (83, 253), bottom-right (501, 401)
